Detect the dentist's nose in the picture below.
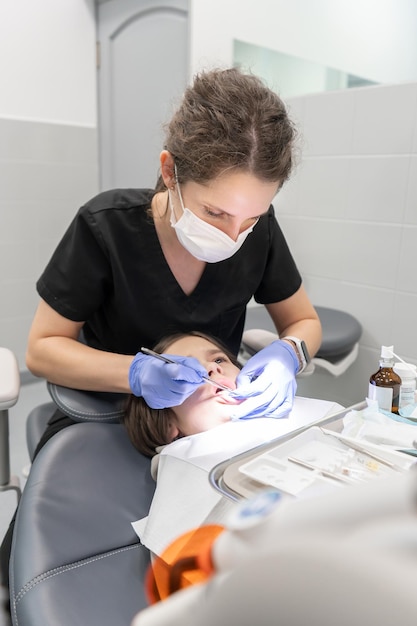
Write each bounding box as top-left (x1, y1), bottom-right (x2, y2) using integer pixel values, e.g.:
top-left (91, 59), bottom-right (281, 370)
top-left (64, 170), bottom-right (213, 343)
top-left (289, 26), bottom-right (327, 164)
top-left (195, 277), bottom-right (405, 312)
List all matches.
top-left (220, 220), bottom-right (245, 241)
top-left (224, 223), bottom-right (241, 241)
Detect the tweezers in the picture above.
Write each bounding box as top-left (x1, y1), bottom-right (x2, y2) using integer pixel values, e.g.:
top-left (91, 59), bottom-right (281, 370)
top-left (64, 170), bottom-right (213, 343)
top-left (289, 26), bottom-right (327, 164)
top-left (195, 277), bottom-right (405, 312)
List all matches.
top-left (140, 347), bottom-right (231, 392)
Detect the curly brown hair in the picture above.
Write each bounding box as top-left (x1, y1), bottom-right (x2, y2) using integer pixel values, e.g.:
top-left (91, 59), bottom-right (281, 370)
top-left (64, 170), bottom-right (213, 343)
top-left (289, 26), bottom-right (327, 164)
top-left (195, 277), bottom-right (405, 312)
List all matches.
top-left (121, 331), bottom-right (241, 457)
top-left (155, 67), bottom-right (297, 191)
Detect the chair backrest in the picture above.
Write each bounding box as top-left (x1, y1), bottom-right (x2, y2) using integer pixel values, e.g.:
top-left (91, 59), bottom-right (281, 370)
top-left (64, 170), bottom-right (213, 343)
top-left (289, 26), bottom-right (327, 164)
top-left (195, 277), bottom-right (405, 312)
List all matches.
top-left (26, 383), bottom-right (129, 461)
top-left (10, 422), bottom-right (156, 626)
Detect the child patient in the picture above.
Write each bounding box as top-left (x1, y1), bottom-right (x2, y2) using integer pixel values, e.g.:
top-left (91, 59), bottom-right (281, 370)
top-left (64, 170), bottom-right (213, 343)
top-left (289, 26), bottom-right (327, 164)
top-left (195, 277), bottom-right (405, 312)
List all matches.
top-left (121, 331), bottom-right (242, 457)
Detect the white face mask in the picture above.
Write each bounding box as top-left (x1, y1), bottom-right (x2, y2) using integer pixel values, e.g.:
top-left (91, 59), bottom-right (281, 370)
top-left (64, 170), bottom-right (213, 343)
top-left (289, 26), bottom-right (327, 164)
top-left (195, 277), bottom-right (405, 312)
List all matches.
top-left (168, 183), bottom-right (257, 263)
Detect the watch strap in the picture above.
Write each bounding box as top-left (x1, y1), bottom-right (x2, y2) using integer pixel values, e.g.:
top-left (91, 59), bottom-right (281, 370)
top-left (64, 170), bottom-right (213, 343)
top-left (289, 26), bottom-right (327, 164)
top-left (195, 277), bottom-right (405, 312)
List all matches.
top-left (282, 336), bottom-right (310, 374)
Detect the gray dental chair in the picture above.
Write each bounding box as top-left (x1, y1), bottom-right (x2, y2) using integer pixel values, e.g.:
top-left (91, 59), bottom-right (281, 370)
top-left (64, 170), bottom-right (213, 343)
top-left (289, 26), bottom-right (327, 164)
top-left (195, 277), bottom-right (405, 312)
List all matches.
top-left (4, 380), bottom-right (156, 626)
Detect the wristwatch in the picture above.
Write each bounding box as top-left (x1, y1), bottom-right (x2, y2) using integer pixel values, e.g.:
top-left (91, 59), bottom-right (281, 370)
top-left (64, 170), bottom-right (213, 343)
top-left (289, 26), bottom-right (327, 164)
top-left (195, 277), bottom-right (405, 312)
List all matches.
top-left (282, 336), bottom-right (311, 374)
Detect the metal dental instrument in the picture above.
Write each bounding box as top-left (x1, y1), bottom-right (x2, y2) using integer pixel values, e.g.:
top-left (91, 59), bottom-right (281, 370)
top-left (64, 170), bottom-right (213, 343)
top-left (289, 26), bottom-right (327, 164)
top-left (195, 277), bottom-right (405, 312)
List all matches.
top-left (319, 427), bottom-right (404, 471)
top-left (287, 456), bottom-right (359, 484)
top-left (140, 347), bottom-right (232, 392)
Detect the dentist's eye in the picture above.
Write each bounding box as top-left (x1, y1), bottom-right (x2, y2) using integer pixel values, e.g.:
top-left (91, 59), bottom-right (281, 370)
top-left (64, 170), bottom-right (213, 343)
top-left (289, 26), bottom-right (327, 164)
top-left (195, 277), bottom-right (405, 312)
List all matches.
top-left (203, 207), bottom-right (224, 219)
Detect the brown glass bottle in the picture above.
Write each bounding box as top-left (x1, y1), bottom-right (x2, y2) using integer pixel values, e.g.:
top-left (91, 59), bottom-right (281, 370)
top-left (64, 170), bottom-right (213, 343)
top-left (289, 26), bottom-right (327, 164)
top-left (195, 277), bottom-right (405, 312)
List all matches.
top-left (368, 346), bottom-right (402, 414)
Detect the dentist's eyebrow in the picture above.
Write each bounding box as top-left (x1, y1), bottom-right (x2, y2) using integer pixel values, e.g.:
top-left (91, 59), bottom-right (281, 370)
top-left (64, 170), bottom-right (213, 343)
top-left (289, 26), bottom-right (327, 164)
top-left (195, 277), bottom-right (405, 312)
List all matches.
top-left (203, 204), bottom-right (269, 219)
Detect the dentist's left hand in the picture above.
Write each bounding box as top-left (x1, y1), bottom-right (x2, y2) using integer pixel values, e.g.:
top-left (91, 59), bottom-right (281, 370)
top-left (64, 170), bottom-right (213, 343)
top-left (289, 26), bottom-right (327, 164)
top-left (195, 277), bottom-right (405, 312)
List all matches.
top-left (129, 352), bottom-right (207, 409)
top-left (228, 340), bottom-right (299, 420)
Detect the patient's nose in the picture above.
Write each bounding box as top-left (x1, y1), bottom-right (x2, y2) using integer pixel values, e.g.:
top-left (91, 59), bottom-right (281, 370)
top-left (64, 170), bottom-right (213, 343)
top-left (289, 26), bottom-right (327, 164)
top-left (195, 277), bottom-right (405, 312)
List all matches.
top-left (207, 361), bottom-right (222, 377)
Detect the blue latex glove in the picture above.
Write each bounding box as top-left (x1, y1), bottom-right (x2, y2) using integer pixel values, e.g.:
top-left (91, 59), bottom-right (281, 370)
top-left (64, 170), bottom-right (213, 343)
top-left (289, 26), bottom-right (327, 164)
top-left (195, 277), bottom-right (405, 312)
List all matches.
top-left (228, 340), bottom-right (299, 420)
top-left (129, 352), bottom-right (207, 409)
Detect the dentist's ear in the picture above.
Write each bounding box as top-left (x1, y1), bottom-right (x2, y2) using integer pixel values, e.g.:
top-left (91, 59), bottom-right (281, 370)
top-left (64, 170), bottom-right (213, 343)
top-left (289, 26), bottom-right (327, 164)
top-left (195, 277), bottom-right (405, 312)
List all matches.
top-left (160, 151), bottom-right (176, 188)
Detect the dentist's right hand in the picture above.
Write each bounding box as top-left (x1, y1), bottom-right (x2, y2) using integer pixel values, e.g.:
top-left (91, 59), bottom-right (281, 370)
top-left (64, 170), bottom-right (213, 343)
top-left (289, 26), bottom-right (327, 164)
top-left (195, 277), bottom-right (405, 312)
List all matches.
top-left (128, 352), bottom-right (208, 409)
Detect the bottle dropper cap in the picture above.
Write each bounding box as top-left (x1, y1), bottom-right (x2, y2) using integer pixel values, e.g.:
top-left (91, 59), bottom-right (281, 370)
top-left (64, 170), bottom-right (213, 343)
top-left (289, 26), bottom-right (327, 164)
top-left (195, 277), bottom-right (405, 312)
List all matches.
top-left (381, 345), bottom-right (394, 359)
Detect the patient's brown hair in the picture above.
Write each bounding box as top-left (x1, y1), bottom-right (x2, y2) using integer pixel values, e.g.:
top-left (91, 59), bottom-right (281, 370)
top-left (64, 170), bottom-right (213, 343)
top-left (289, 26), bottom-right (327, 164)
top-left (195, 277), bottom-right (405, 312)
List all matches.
top-left (122, 331), bottom-right (241, 457)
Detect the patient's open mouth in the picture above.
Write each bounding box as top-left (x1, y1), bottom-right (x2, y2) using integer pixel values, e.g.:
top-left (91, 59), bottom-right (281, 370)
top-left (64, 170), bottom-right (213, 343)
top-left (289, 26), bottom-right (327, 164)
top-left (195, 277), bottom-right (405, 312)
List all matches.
top-left (213, 385), bottom-right (240, 404)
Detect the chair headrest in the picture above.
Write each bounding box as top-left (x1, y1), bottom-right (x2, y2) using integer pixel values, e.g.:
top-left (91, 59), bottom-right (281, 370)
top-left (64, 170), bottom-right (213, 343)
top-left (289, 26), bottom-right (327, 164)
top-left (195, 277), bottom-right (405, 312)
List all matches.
top-left (47, 382), bottom-right (128, 423)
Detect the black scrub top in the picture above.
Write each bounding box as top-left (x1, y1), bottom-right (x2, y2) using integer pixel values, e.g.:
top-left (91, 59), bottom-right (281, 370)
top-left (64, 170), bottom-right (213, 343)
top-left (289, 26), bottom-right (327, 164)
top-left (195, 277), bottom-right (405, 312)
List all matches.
top-left (37, 189), bottom-right (301, 355)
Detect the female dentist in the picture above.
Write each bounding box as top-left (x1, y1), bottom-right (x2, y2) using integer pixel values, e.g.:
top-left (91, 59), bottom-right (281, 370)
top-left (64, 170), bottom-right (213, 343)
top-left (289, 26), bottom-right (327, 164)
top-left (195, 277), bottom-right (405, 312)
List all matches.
top-left (26, 67), bottom-right (322, 437)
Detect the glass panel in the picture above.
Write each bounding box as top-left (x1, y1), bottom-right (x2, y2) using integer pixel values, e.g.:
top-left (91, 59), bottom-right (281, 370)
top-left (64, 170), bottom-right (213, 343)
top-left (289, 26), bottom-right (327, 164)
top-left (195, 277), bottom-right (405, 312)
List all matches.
top-left (234, 39), bottom-right (378, 98)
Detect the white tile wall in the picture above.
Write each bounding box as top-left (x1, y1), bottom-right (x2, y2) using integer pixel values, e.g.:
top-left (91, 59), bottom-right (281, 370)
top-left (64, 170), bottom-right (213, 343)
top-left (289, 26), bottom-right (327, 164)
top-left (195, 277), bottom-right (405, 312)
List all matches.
top-left (393, 292), bottom-right (417, 360)
top-left (273, 81), bottom-right (417, 406)
top-left (296, 157), bottom-right (350, 218)
top-left (346, 156), bottom-right (409, 222)
top-left (0, 119), bottom-right (99, 369)
top-left (397, 226), bottom-right (417, 293)
top-left (413, 115), bottom-right (417, 152)
top-left (302, 89), bottom-right (355, 156)
top-left (405, 156), bottom-right (417, 224)
top-left (351, 83), bottom-right (417, 155)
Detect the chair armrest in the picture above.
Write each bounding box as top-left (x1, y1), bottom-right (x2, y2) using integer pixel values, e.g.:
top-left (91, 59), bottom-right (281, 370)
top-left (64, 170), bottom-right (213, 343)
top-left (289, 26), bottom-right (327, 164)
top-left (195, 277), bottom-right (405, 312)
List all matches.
top-left (0, 347), bottom-right (20, 410)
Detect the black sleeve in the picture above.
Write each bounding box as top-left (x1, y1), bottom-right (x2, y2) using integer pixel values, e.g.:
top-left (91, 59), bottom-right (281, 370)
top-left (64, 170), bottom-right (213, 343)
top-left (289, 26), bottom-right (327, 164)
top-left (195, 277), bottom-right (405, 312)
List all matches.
top-left (36, 207), bottom-right (112, 321)
top-left (253, 209), bottom-right (302, 304)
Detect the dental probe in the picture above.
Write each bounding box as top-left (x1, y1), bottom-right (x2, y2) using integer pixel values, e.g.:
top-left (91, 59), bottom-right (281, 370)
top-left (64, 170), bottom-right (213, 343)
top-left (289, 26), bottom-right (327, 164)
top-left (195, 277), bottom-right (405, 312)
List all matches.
top-left (140, 347), bottom-right (232, 392)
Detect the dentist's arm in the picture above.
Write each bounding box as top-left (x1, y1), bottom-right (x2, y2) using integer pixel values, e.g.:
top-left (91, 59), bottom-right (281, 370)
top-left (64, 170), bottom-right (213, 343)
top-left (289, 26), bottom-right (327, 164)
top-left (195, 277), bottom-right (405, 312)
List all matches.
top-left (266, 285), bottom-right (322, 359)
top-left (26, 299), bottom-right (207, 405)
top-left (26, 299), bottom-right (133, 392)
